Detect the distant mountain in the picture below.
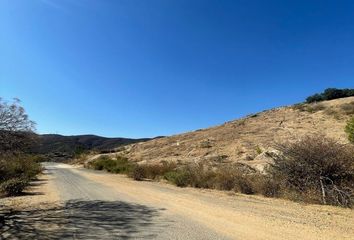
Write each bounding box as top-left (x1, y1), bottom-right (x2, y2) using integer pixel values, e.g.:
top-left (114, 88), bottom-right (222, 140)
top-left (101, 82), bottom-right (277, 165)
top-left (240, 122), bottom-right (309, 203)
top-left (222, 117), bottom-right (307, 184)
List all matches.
top-left (34, 134), bottom-right (152, 161)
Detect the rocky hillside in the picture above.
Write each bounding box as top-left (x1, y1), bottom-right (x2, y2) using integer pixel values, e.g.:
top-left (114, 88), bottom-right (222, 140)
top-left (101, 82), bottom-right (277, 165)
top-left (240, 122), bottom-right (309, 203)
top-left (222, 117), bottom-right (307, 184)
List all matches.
top-left (96, 97), bottom-right (354, 171)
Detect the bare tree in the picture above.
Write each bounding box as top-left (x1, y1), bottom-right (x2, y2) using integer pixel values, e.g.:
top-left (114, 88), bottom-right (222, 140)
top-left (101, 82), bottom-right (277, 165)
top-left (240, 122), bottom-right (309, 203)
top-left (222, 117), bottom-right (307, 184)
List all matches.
top-left (0, 98), bottom-right (37, 154)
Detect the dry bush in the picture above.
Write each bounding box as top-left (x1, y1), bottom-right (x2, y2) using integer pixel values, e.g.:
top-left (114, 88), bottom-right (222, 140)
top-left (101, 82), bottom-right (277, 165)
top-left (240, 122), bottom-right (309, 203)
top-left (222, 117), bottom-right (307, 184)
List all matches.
top-left (292, 103), bottom-right (326, 113)
top-left (200, 140), bottom-right (213, 148)
top-left (0, 98), bottom-right (41, 196)
top-left (292, 103), bottom-right (307, 112)
top-left (0, 154), bottom-right (42, 196)
top-left (305, 103), bottom-right (326, 113)
top-left (269, 135), bottom-right (354, 207)
top-left (143, 161), bottom-right (177, 180)
top-left (0, 178), bottom-right (29, 196)
top-left (128, 164), bottom-right (145, 181)
top-left (163, 163), bottom-right (265, 195)
top-left (129, 161), bottom-right (177, 181)
top-left (323, 108), bottom-right (341, 119)
top-left (340, 102), bottom-right (354, 115)
top-left (346, 117), bottom-right (354, 143)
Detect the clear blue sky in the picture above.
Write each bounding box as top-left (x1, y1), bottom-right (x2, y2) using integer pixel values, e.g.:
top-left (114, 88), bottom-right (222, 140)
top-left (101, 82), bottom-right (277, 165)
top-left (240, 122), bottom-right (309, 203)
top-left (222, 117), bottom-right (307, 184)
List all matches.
top-left (1, 0), bottom-right (353, 138)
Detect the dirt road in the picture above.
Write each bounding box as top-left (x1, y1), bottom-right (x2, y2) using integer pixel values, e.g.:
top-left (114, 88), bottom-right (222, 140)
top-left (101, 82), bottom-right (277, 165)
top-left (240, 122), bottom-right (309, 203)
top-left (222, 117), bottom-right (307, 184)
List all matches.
top-left (1, 163), bottom-right (353, 240)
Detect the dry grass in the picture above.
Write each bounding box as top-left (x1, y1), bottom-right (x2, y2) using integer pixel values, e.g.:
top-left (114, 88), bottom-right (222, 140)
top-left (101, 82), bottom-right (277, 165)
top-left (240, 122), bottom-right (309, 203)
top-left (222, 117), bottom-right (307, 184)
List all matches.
top-left (104, 97), bottom-right (354, 172)
top-left (340, 101), bottom-right (354, 115)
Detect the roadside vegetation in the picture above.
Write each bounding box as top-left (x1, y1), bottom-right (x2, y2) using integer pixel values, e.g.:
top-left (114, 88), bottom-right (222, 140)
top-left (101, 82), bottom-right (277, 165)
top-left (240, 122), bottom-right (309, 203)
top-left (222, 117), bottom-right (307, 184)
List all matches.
top-left (0, 98), bottom-right (42, 197)
top-left (88, 135), bottom-right (354, 207)
top-left (87, 90), bottom-right (354, 207)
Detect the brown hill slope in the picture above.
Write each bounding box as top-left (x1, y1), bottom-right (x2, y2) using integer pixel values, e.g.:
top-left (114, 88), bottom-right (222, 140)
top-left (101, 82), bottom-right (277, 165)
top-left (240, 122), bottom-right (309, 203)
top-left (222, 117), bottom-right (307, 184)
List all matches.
top-left (97, 97), bottom-right (354, 170)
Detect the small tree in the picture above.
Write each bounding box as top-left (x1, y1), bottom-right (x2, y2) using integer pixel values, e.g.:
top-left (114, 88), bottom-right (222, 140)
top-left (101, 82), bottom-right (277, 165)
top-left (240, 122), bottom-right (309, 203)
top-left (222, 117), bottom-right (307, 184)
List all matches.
top-left (0, 98), bottom-right (36, 154)
top-left (269, 135), bottom-right (354, 207)
top-left (345, 117), bottom-right (354, 143)
top-left (306, 93), bottom-right (323, 103)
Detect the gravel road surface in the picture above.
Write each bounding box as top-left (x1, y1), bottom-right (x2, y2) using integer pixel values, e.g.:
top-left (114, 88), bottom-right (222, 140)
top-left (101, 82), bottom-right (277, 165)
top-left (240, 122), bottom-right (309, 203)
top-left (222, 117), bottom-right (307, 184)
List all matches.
top-left (1, 162), bottom-right (353, 240)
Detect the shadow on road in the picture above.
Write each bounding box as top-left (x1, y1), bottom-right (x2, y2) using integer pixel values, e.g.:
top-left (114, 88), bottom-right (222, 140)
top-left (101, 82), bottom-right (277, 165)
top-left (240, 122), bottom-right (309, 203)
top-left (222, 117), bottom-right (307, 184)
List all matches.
top-left (1, 200), bottom-right (167, 239)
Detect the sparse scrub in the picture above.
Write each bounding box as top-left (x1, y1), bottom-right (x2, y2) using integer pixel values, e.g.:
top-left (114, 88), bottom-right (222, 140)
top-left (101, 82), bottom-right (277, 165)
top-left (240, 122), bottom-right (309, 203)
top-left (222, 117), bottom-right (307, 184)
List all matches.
top-left (141, 161), bottom-right (177, 180)
top-left (268, 135), bottom-right (354, 207)
top-left (340, 101), bottom-right (354, 115)
top-left (200, 140), bottom-right (213, 148)
top-left (163, 164), bottom-right (262, 195)
top-left (255, 146), bottom-right (262, 155)
top-left (345, 117), bottom-right (354, 143)
top-left (128, 161), bottom-right (177, 181)
top-left (292, 103), bottom-right (307, 112)
top-left (86, 136), bottom-right (353, 208)
top-left (292, 102), bottom-right (326, 113)
top-left (323, 107), bottom-right (340, 118)
top-left (305, 103), bottom-right (326, 113)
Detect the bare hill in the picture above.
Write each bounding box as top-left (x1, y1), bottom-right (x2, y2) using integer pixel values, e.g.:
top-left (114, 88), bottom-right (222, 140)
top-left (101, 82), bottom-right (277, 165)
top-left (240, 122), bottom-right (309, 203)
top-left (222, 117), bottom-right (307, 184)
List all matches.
top-left (97, 97), bottom-right (354, 170)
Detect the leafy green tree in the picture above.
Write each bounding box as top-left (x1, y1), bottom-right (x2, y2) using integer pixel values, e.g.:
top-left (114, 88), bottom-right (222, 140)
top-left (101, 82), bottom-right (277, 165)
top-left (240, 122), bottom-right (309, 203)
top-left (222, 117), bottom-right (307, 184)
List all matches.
top-left (306, 88), bottom-right (354, 103)
top-left (306, 93), bottom-right (323, 103)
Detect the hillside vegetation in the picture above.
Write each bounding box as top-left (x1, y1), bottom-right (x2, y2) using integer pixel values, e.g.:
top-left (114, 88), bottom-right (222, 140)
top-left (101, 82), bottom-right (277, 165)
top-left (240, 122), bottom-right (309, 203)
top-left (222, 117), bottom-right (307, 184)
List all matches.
top-left (99, 97), bottom-right (354, 171)
top-left (0, 99), bottom-right (42, 196)
top-left (88, 95), bottom-right (354, 207)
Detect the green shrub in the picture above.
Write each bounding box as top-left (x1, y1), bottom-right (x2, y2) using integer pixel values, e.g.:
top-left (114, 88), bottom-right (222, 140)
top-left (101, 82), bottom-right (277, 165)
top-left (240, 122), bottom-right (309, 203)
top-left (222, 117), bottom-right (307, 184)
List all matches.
top-left (255, 146), bottom-right (262, 155)
top-left (306, 93), bottom-right (324, 103)
top-left (0, 178), bottom-right (29, 196)
top-left (0, 155), bottom-right (42, 182)
top-left (88, 155), bottom-right (133, 174)
top-left (345, 117), bottom-right (354, 143)
top-left (164, 170), bottom-right (191, 187)
top-left (90, 156), bottom-right (116, 171)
